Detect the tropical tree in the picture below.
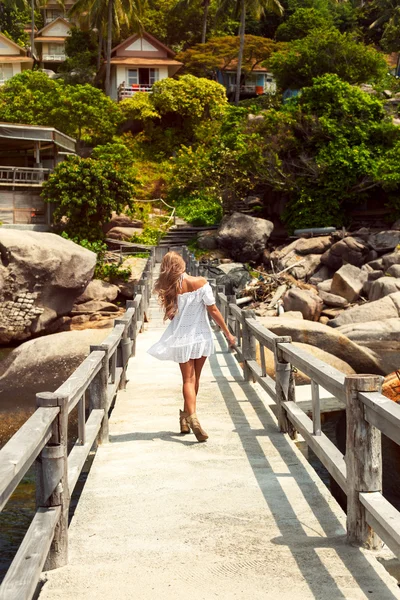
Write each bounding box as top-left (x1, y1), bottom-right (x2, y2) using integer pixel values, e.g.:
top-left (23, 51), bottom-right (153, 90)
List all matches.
top-left (218, 0), bottom-right (284, 104)
top-left (69, 0), bottom-right (143, 96)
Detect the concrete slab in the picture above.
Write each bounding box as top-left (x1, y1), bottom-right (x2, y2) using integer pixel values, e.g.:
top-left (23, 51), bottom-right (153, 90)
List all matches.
top-left (39, 290), bottom-right (400, 600)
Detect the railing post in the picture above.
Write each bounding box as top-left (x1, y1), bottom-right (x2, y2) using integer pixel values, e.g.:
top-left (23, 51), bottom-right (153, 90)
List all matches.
top-left (226, 293), bottom-right (236, 335)
top-left (88, 348), bottom-right (109, 444)
top-left (345, 374), bottom-right (383, 549)
top-left (273, 336), bottom-right (297, 439)
top-left (115, 320), bottom-right (131, 390)
top-left (242, 310), bottom-right (257, 382)
top-left (128, 299), bottom-right (138, 357)
top-left (36, 391), bottom-right (69, 570)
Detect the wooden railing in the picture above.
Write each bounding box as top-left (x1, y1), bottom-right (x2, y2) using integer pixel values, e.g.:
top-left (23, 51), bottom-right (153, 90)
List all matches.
top-left (183, 246), bottom-right (400, 556)
top-left (118, 85), bottom-right (153, 101)
top-left (0, 166), bottom-right (51, 185)
top-left (0, 250), bottom-right (155, 600)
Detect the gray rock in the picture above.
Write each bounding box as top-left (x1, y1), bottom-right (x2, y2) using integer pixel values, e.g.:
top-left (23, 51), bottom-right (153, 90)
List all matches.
top-left (295, 236), bottom-right (332, 256)
top-left (279, 311), bottom-right (303, 319)
top-left (331, 264), bottom-right (368, 303)
top-left (387, 264), bottom-right (400, 278)
top-left (216, 212), bottom-right (273, 262)
top-left (0, 230), bottom-right (96, 344)
top-left (382, 251), bottom-right (400, 270)
top-left (368, 277), bottom-right (400, 301)
top-left (106, 227), bottom-right (143, 241)
top-left (76, 279), bottom-right (119, 304)
top-left (309, 266), bottom-right (332, 285)
top-left (103, 215), bottom-right (143, 234)
top-left (197, 230), bottom-right (218, 250)
top-left (368, 270), bottom-right (385, 281)
top-left (318, 290), bottom-right (349, 308)
top-left (257, 316), bottom-right (384, 374)
top-left (368, 231), bottom-right (400, 253)
top-left (114, 257), bottom-right (148, 298)
top-left (367, 258), bottom-right (384, 270)
top-left (317, 279), bottom-right (333, 293)
top-left (270, 239), bottom-right (322, 280)
top-left (282, 288), bottom-right (323, 321)
top-left (328, 291), bottom-right (400, 328)
top-left (391, 219), bottom-right (400, 231)
top-left (321, 236), bottom-right (369, 270)
top-left (72, 300), bottom-right (120, 314)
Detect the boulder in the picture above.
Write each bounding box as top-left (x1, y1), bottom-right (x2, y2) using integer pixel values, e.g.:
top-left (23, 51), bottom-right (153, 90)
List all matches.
top-left (115, 256), bottom-right (148, 298)
top-left (106, 227), bottom-right (143, 242)
top-left (321, 236), bottom-right (369, 270)
top-left (328, 291), bottom-right (400, 328)
top-left (103, 215), bottom-right (143, 234)
top-left (71, 300), bottom-right (120, 314)
top-left (382, 371), bottom-right (400, 402)
top-left (309, 266), bottom-right (333, 285)
top-left (257, 316), bottom-right (384, 374)
top-left (368, 277), bottom-right (400, 301)
top-left (387, 265), bottom-right (400, 278)
top-left (337, 319), bottom-right (400, 374)
top-left (294, 236), bottom-right (332, 255)
top-left (76, 279), bottom-right (119, 304)
top-left (206, 263), bottom-right (251, 295)
top-left (216, 212), bottom-right (273, 262)
top-left (256, 341), bottom-right (355, 386)
top-left (368, 231), bottom-right (400, 253)
top-left (318, 290), bottom-right (349, 308)
top-left (367, 258), bottom-right (384, 271)
top-left (368, 270), bottom-right (385, 282)
top-left (197, 230), bottom-right (218, 250)
top-left (0, 230), bottom-right (96, 344)
top-left (282, 288), bottom-right (323, 321)
top-left (382, 251), bottom-right (400, 270)
top-left (330, 264), bottom-right (367, 302)
top-left (279, 311), bottom-right (303, 319)
top-left (317, 279), bottom-right (332, 293)
top-left (270, 238), bottom-right (323, 280)
top-left (0, 329), bottom-right (111, 410)
top-left (391, 220), bottom-right (400, 231)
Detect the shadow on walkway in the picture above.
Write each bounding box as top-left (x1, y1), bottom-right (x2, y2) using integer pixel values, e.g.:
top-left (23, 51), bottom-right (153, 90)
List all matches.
top-left (210, 331), bottom-right (399, 600)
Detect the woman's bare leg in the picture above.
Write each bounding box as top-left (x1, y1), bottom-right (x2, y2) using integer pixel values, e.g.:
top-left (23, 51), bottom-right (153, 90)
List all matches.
top-left (179, 360), bottom-right (196, 415)
top-left (194, 356), bottom-right (207, 396)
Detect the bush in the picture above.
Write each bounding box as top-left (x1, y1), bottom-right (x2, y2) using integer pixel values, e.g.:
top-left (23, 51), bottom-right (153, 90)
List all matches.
top-left (42, 155), bottom-right (135, 241)
top-left (130, 225), bottom-right (164, 245)
top-left (270, 28), bottom-right (388, 89)
top-left (175, 195), bottom-right (223, 226)
top-left (275, 8), bottom-right (331, 41)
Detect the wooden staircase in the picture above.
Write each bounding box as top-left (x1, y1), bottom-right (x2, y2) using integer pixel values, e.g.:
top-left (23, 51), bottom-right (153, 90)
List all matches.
top-left (159, 219), bottom-right (217, 247)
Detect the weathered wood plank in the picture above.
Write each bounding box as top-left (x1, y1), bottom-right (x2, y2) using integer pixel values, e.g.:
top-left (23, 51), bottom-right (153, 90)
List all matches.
top-left (229, 303), bottom-right (244, 323)
top-left (360, 491), bottom-right (400, 559)
top-left (247, 360), bottom-right (277, 401)
top-left (0, 506), bottom-right (61, 600)
top-left (360, 391), bottom-right (400, 447)
top-left (99, 324), bottom-right (125, 355)
top-left (68, 409), bottom-right (104, 494)
top-left (311, 381), bottom-right (321, 436)
top-left (278, 342), bottom-right (346, 403)
top-left (107, 367), bottom-right (123, 408)
top-left (56, 351), bottom-right (105, 413)
top-left (274, 336), bottom-right (296, 437)
top-left (246, 319), bottom-right (277, 351)
top-left (283, 400), bottom-right (348, 494)
top-left (0, 407), bottom-right (58, 512)
top-left (345, 375), bottom-right (383, 549)
top-left (242, 311), bottom-right (257, 383)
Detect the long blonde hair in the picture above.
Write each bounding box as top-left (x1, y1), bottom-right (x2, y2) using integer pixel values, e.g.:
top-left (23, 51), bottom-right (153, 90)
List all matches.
top-left (154, 251), bottom-right (186, 320)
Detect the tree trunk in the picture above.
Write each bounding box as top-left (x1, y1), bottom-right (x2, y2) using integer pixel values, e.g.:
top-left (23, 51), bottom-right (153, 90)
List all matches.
top-left (201, 0), bottom-right (210, 44)
top-left (97, 27), bottom-right (103, 72)
top-left (234, 0), bottom-right (245, 106)
top-left (31, 0), bottom-right (35, 67)
top-left (105, 0), bottom-right (113, 97)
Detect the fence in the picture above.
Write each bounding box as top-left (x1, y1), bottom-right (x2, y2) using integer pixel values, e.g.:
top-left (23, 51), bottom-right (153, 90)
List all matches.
top-left (0, 250), bottom-right (155, 600)
top-left (0, 166), bottom-right (51, 185)
top-left (182, 246), bottom-right (400, 556)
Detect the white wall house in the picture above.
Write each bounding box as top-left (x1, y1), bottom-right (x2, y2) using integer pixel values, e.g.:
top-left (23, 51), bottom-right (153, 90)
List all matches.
top-left (109, 32), bottom-right (182, 101)
top-left (42, 1), bottom-right (76, 24)
top-left (34, 17), bottom-right (71, 67)
top-left (0, 34), bottom-right (33, 85)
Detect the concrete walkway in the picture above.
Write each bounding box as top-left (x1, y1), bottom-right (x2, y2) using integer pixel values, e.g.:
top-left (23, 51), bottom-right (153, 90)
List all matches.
top-left (39, 287), bottom-right (400, 599)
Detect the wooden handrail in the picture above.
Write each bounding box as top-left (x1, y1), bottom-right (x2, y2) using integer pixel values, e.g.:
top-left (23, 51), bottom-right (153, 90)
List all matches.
top-left (183, 245), bottom-right (400, 556)
top-left (0, 255), bottom-right (155, 599)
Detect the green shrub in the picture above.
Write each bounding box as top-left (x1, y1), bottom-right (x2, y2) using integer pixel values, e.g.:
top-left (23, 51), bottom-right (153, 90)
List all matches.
top-left (130, 225), bottom-right (164, 245)
top-left (176, 195), bottom-right (223, 226)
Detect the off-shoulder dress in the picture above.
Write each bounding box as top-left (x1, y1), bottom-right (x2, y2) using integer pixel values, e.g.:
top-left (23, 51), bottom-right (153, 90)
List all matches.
top-left (147, 277), bottom-right (216, 364)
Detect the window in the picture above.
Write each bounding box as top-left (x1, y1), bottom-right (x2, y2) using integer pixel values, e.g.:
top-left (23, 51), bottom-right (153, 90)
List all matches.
top-left (149, 68), bottom-right (159, 84)
top-left (0, 64), bottom-right (13, 81)
top-left (48, 43), bottom-right (65, 56)
top-left (127, 69), bottom-right (138, 85)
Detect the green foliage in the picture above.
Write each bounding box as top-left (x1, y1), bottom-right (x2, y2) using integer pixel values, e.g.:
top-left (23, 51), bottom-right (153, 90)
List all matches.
top-left (0, 5), bottom-right (41, 46)
top-left (175, 195), bottom-right (223, 226)
top-left (0, 71), bottom-right (122, 144)
top-left (42, 155), bottom-right (135, 241)
top-left (130, 225), bottom-right (164, 244)
top-left (120, 93), bottom-right (160, 122)
top-left (270, 28), bottom-right (388, 89)
top-left (97, 263), bottom-right (131, 282)
top-left (91, 142), bottom-right (137, 180)
top-left (275, 8), bottom-right (330, 41)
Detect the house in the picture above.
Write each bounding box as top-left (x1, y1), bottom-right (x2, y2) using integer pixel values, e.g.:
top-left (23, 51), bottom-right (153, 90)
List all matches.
top-left (0, 34), bottom-right (33, 85)
top-left (0, 123), bottom-right (76, 229)
top-left (42, 0), bottom-right (75, 25)
top-left (217, 63), bottom-right (276, 101)
top-left (34, 17), bottom-right (71, 69)
top-left (109, 32), bottom-right (183, 101)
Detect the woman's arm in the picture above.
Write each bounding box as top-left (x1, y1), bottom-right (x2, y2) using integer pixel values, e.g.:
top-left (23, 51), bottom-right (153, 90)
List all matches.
top-left (206, 304), bottom-right (236, 347)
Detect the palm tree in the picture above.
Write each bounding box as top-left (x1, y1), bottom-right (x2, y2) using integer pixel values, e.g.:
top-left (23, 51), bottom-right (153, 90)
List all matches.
top-left (69, 0), bottom-right (143, 96)
top-left (173, 0), bottom-right (210, 44)
top-left (222, 0), bottom-right (283, 105)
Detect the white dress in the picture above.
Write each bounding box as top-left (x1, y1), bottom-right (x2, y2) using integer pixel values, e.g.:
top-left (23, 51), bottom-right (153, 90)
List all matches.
top-left (147, 278), bottom-right (216, 363)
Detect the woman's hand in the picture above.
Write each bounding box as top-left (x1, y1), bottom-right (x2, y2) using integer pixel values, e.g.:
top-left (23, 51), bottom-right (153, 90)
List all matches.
top-left (226, 332), bottom-right (236, 348)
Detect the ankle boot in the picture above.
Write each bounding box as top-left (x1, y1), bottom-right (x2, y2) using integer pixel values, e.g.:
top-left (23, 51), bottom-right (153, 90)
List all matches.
top-left (179, 410), bottom-right (190, 434)
top-left (187, 413), bottom-right (208, 442)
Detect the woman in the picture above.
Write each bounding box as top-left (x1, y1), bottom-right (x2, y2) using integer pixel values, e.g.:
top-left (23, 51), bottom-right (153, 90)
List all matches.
top-left (148, 251), bottom-right (236, 442)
